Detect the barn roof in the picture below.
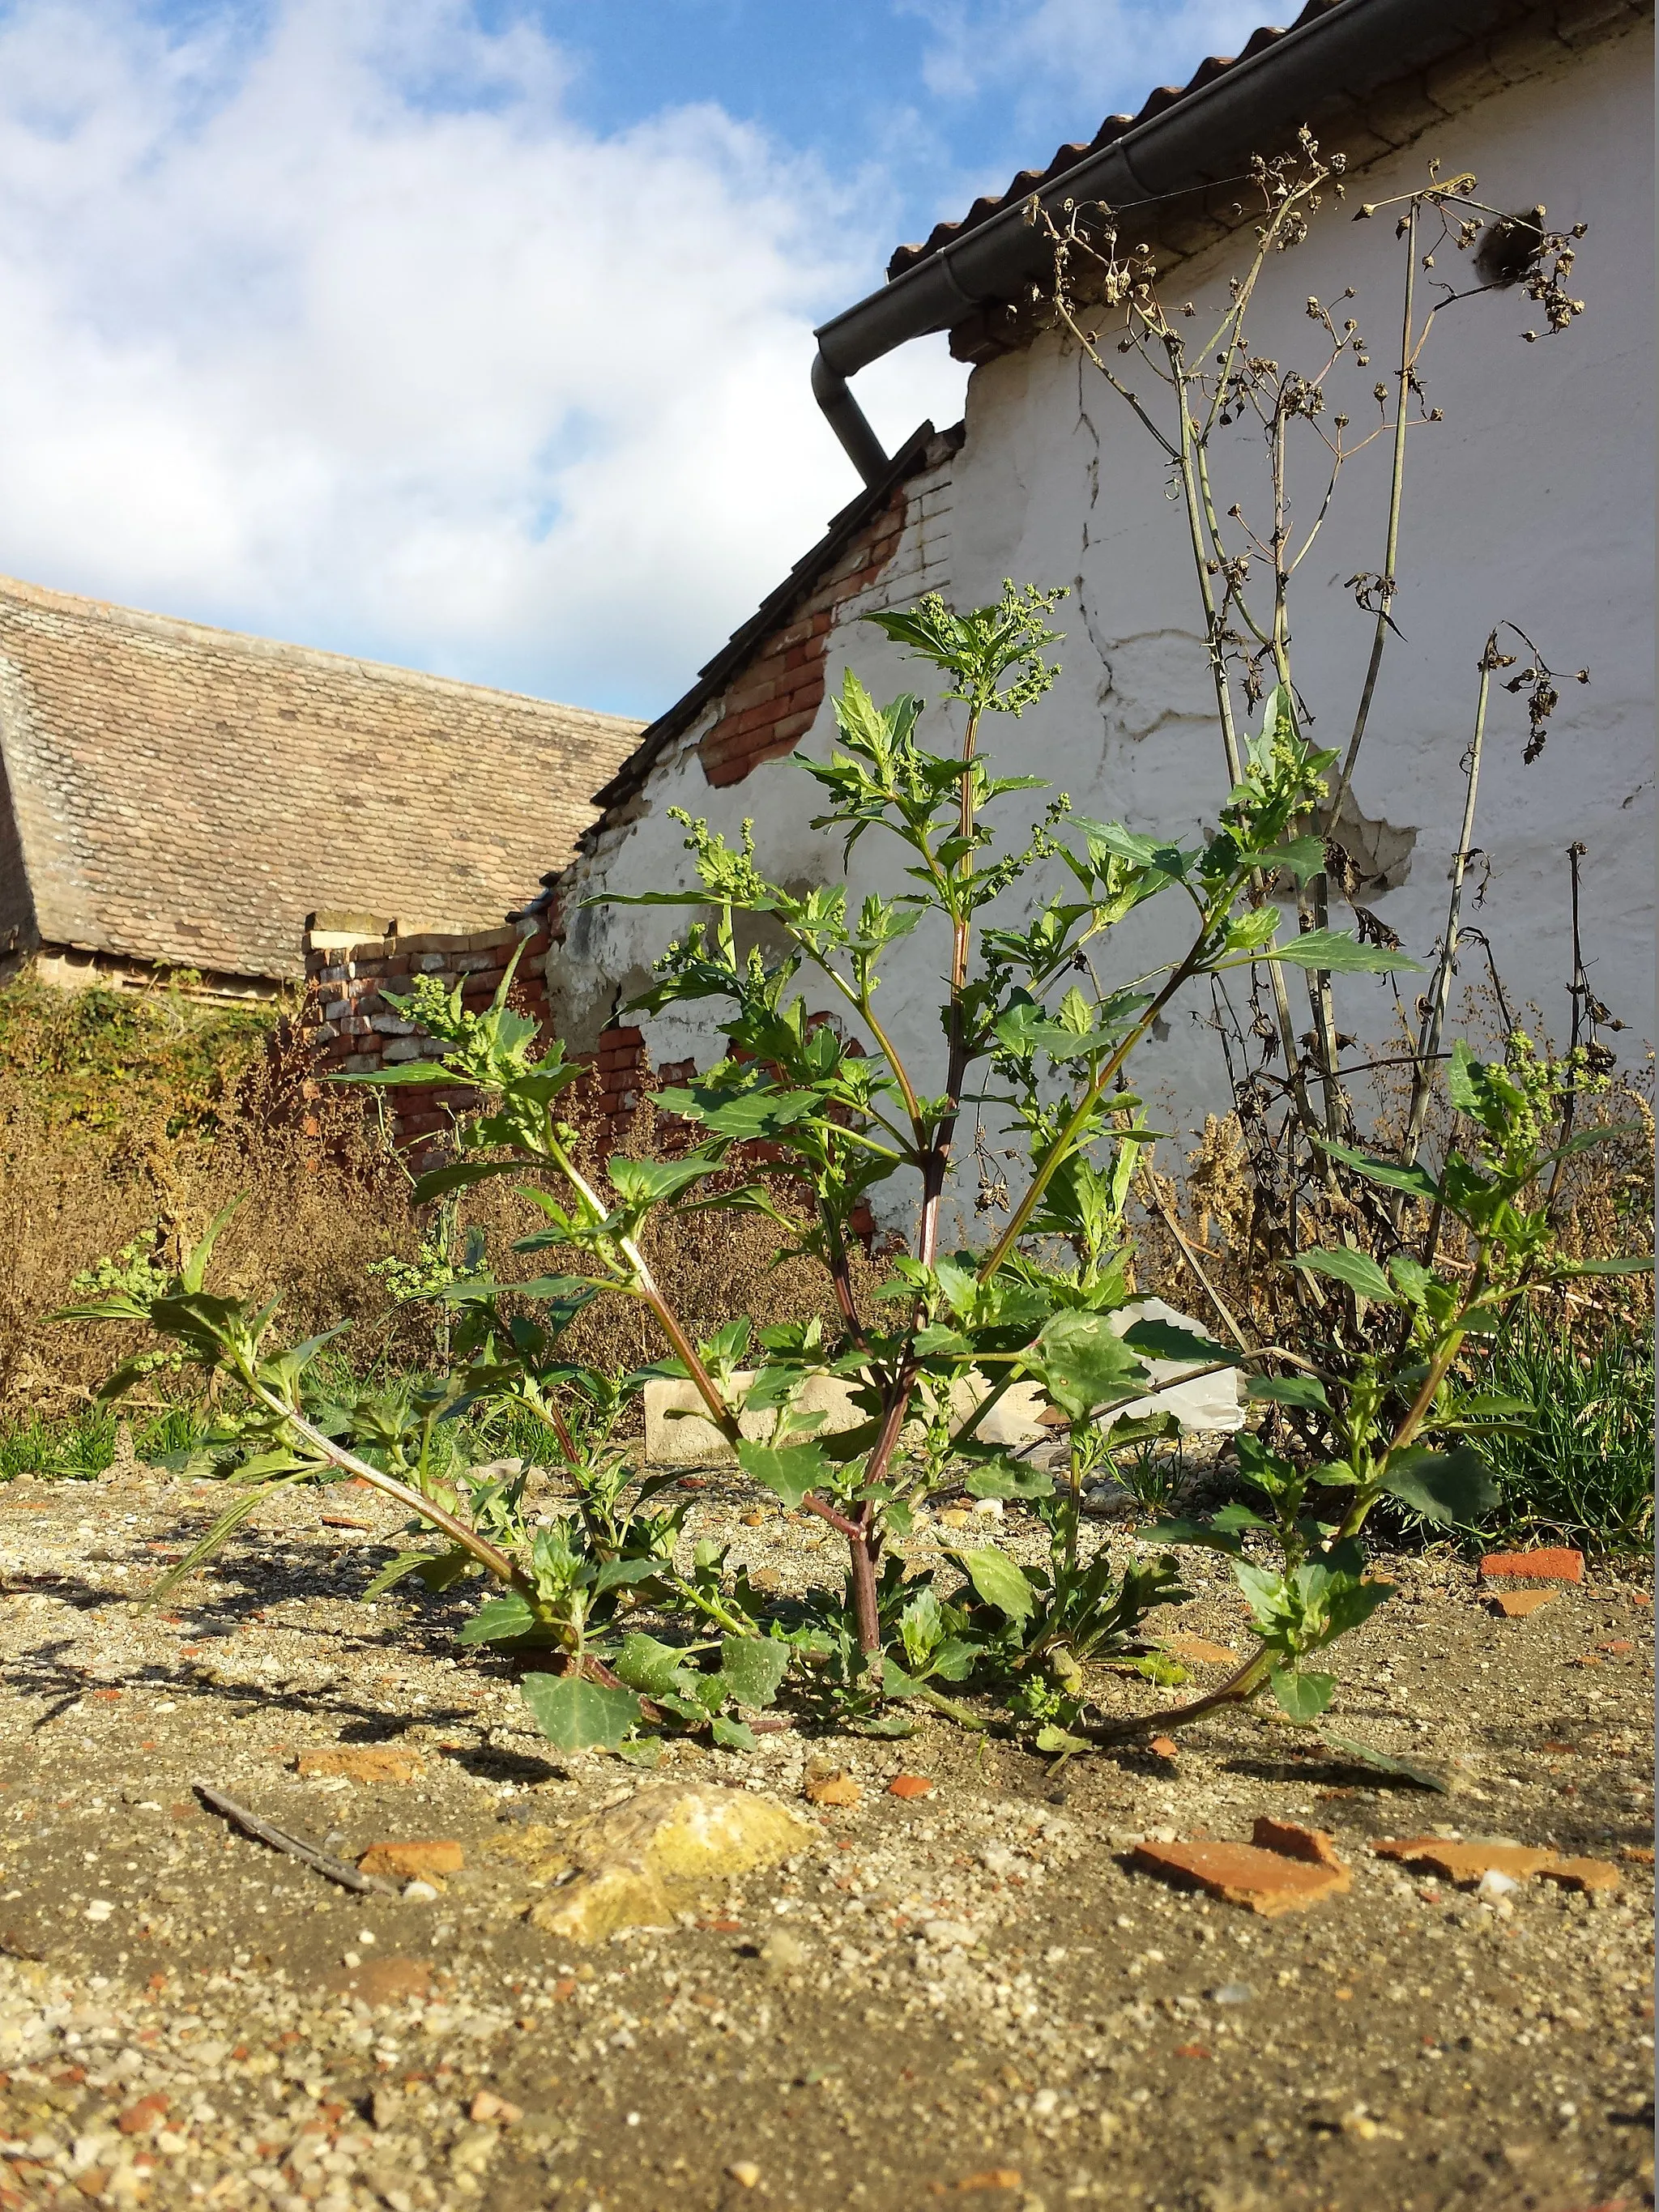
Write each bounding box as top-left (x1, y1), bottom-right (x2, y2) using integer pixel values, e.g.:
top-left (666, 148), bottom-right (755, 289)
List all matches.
top-left (0, 575), bottom-right (642, 983)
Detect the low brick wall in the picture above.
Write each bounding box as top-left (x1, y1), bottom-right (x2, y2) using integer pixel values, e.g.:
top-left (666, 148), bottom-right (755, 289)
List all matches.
top-left (301, 914), bottom-right (651, 1158)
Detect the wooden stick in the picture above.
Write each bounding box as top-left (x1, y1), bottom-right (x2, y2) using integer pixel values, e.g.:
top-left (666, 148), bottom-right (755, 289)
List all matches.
top-left (193, 1782), bottom-right (398, 1896)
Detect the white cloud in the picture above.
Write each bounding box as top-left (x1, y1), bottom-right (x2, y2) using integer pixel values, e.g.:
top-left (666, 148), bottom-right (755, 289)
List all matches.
top-left (902, 0), bottom-right (1275, 119)
top-left (0, 0), bottom-right (966, 714)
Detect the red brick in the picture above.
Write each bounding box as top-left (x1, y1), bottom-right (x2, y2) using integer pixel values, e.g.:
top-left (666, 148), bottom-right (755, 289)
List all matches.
top-left (1479, 1548), bottom-right (1584, 1583)
top-left (1251, 1818), bottom-right (1346, 1872)
top-left (723, 675), bottom-right (778, 715)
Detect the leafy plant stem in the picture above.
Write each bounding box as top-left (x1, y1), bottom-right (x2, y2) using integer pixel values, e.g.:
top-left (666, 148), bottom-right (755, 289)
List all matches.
top-left (979, 940), bottom-right (1211, 1280)
top-left (1398, 639), bottom-right (1493, 1189)
top-left (249, 1388), bottom-right (529, 1593)
top-left (1084, 1648), bottom-right (1272, 1745)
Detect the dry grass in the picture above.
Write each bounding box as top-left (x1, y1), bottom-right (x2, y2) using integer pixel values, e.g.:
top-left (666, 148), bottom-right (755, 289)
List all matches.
top-left (1134, 998), bottom-right (1654, 1354)
top-left (0, 983), bottom-right (864, 1427)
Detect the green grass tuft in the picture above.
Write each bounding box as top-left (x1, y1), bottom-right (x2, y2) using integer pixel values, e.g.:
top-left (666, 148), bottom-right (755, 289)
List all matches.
top-left (1478, 1316), bottom-right (1654, 1556)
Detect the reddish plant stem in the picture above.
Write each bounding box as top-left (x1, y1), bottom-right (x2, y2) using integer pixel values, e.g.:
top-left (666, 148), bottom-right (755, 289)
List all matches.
top-left (1083, 1650), bottom-right (1271, 1744)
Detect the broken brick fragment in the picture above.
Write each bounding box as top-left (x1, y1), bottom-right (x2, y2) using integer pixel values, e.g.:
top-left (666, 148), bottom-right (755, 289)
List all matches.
top-left (1161, 1634), bottom-right (1239, 1665)
top-left (1131, 1824), bottom-right (1351, 1916)
top-left (1491, 1588), bottom-right (1557, 1618)
top-left (320, 1956), bottom-right (433, 2005)
top-left (804, 1772), bottom-right (861, 1808)
top-left (117, 2094), bottom-right (170, 2137)
top-left (1250, 1818), bottom-right (1347, 1873)
top-left (1478, 1547), bottom-right (1584, 1583)
top-left (887, 1774), bottom-right (935, 1800)
top-left (1371, 1836), bottom-right (1619, 1892)
top-left (296, 1746), bottom-right (424, 1784)
top-left (356, 1839), bottom-right (464, 1880)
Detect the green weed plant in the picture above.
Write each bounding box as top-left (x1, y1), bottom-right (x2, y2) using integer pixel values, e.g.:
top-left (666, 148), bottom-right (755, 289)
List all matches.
top-left (58, 590), bottom-right (1646, 1761)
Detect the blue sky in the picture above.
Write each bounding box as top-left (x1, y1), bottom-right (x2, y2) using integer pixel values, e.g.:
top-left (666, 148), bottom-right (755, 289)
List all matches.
top-left (0, 0), bottom-right (1268, 714)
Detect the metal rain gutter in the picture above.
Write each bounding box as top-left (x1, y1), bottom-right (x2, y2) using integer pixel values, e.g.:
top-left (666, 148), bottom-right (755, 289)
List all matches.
top-left (811, 0), bottom-right (1514, 484)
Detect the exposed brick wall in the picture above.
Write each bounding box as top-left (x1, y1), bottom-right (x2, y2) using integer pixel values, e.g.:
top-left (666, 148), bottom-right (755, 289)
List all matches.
top-left (301, 918), bottom-right (551, 1155)
top-left (697, 477), bottom-right (911, 790)
top-left (300, 915), bottom-right (667, 1163)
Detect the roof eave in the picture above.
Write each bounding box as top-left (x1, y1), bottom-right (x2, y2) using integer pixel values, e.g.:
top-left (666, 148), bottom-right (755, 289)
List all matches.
top-left (815, 0), bottom-right (1520, 387)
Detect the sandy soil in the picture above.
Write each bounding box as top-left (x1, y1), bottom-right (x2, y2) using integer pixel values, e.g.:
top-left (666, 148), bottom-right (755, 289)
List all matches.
top-left (0, 1468), bottom-right (1652, 2212)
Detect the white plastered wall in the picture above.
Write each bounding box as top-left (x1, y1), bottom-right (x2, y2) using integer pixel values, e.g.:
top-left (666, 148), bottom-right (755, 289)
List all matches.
top-left (551, 21), bottom-right (1654, 1240)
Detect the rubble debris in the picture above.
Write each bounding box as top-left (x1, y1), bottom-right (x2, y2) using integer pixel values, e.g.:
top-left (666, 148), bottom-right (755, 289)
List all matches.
top-left (194, 1780), bottom-right (396, 1893)
top-left (295, 1745), bottom-right (424, 1784)
top-left (1371, 1837), bottom-right (1621, 1892)
top-left (1131, 1818), bottom-right (1352, 1916)
top-left (1492, 1588), bottom-right (1558, 1618)
top-left (356, 1839), bottom-right (465, 1881)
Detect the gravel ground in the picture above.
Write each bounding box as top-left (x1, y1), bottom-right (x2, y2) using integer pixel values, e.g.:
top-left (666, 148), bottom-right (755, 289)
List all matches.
top-left (0, 1466), bottom-right (1652, 2212)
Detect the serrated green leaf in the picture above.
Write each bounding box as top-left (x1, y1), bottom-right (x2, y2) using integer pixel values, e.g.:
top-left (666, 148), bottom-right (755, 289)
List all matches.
top-left (332, 1059), bottom-right (460, 1088)
top-left (1035, 1724), bottom-right (1091, 1754)
top-left (718, 1635), bottom-right (789, 1711)
top-left (736, 1439), bottom-right (828, 1510)
top-left (1269, 1665), bottom-right (1336, 1721)
top-left (1120, 1317), bottom-right (1230, 1364)
top-left (1316, 1137), bottom-right (1440, 1205)
top-left (1032, 1308), bottom-right (1147, 1421)
top-left (965, 1460), bottom-right (1056, 1501)
top-left (711, 1715), bottom-right (757, 1750)
top-left (660, 1084), bottom-right (823, 1140)
top-left (1247, 1373), bottom-right (1330, 1410)
top-left (1263, 834), bottom-right (1326, 881)
top-left (587, 1558), bottom-right (663, 1597)
top-left (613, 1632), bottom-right (695, 1697)
top-left (1378, 1444), bottom-right (1498, 1528)
top-left (414, 1548), bottom-right (476, 1594)
top-left (1289, 1247), bottom-right (1397, 1304)
top-left (615, 1736), bottom-right (665, 1769)
top-left (929, 1638), bottom-right (980, 1682)
top-left (1266, 929), bottom-right (1421, 974)
top-left (456, 1592), bottom-right (537, 1645)
top-left (958, 1545), bottom-right (1036, 1623)
top-left (518, 1672), bottom-right (642, 1752)
top-left (409, 1159), bottom-right (522, 1204)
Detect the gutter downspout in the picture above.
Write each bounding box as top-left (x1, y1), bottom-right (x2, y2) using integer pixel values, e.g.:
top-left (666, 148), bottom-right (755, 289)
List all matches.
top-left (812, 0), bottom-right (1515, 484)
top-left (810, 352), bottom-right (890, 490)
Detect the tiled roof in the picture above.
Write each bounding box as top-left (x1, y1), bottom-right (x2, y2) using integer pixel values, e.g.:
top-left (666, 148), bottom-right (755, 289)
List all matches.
top-left (887, 0), bottom-right (1344, 279)
top-left (0, 576), bottom-right (642, 982)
